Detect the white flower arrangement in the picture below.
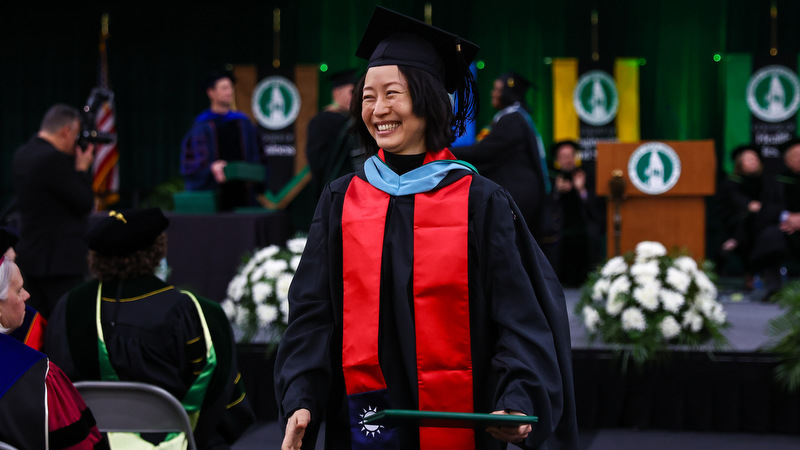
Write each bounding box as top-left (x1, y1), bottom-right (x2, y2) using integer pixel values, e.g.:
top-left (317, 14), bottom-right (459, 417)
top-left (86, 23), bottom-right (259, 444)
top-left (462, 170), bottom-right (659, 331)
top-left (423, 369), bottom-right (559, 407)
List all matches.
top-left (575, 241), bottom-right (730, 365)
top-left (221, 235), bottom-right (307, 343)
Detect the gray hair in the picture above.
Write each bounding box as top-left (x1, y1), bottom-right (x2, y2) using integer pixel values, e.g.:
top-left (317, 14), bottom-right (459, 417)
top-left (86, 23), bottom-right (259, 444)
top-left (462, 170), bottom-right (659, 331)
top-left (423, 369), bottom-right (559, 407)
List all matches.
top-left (0, 257), bottom-right (14, 300)
top-left (40, 104), bottom-right (81, 134)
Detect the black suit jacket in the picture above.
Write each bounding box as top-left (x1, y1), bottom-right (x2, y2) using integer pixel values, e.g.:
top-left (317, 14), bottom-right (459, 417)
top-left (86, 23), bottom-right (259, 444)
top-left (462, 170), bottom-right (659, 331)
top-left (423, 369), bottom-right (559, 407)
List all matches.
top-left (11, 136), bottom-right (94, 277)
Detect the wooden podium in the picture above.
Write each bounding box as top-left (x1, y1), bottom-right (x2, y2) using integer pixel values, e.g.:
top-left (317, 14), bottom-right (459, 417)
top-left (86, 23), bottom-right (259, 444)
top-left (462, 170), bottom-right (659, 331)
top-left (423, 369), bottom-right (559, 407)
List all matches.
top-left (595, 140), bottom-right (716, 260)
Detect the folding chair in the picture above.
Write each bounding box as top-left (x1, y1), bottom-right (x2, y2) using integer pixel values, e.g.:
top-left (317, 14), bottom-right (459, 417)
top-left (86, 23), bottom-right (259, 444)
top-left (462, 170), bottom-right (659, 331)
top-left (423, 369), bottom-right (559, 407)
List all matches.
top-left (73, 381), bottom-right (197, 450)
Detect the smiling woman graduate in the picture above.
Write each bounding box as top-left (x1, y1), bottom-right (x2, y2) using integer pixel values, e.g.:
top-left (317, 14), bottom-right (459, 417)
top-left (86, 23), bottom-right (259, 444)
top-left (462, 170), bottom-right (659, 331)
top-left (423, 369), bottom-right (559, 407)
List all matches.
top-left (274, 6), bottom-right (577, 450)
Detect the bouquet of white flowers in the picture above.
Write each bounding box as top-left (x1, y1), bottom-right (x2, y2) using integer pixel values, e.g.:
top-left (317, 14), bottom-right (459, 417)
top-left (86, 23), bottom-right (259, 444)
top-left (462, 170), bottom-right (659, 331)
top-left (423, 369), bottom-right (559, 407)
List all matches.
top-left (575, 241), bottom-right (730, 365)
top-left (221, 235), bottom-right (307, 343)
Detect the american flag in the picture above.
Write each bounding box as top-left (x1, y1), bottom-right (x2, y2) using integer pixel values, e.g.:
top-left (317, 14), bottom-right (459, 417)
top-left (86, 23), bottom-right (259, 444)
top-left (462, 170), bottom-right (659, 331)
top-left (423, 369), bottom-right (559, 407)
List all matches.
top-left (92, 13), bottom-right (119, 209)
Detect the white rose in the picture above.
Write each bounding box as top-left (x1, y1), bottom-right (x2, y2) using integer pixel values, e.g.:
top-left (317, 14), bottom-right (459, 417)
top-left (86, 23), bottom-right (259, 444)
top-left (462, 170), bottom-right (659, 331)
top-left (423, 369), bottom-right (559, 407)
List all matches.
top-left (606, 296), bottom-right (626, 316)
top-left (659, 289), bottom-right (685, 313)
top-left (633, 279), bottom-right (660, 311)
top-left (276, 273), bottom-right (293, 302)
top-left (582, 306), bottom-right (601, 332)
top-left (659, 315), bottom-right (681, 339)
top-left (251, 282), bottom-right (273, 304)
top-left (265, 259), bottom-right (289, 279)
top-left (666, 267), bottom-right (691, 294)
top-left (601, 256), bottom-right (627, 277)
top-left (220, 299), bottom-right (237, 320)
top-left (290, 255), bottom-right (302, 272)
top-left (711, 303), bottom-right (727, 325)
top-left (694, 271), bottom-right (717, 298)
top-left (608, 275), bottom-right (631, 302)
top-left (226, 275), bottom-right (247, 301)
top-left (674, 256), bottom-right (698, 274)
top-left (256, 303), bottom-right (278, 327)
top-left (255, 245), bottom-right (280, 261)
top-left (682, 309), bottom-right (703, 333)
top-left (630, 261), bottom-right (659, 280)
top-left (249, 266), bottom-right (266, 283)
top-left (621, 307), bottom-right (646, 331)
top-left (287, 237), bottom-right (307, 254)
top-left (592, 278), bottom-right (610, 301)
top-left (635, 241), bottom-right (667, 262)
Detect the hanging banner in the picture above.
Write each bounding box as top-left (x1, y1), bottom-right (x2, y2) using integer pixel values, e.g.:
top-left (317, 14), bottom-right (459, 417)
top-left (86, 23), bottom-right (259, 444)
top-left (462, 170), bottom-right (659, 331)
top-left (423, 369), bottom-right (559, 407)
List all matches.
top-left (252, 68), bottom-right (302, 193)
top-left (722, 54), bottom-right (800, 176)
top-left (552, 57), bottom-right (640, 162)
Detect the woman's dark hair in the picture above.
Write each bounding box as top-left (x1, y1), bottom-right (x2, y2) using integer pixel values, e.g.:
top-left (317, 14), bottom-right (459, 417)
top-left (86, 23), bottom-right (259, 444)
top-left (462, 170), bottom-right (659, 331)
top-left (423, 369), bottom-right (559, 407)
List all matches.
top-left (350, 66), bottom-right (463, 155)
top-left (88, 233), bottom-right (167, 282)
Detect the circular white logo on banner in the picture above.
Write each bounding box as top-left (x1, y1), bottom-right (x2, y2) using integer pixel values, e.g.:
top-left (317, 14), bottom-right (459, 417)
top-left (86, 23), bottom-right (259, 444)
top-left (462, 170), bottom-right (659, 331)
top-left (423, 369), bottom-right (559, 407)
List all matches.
top-left (628, 142), bottom-right (681, 195)
top-left (746, 65), bottom-right (800, 123)
top-left (573, 70), bottom-right (619, 126)
top-left (252, 76), bottom-right (301, 130)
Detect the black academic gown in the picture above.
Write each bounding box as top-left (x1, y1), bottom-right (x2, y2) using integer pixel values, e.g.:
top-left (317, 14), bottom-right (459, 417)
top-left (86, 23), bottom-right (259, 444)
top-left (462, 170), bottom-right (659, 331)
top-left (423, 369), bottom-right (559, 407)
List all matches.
top-left (275, 161), bottom-right (577, 449)
top-left (451, 110), bottom-right (547, 242)
top-left (754, 170), bottom-right (800, 265)
top-left (716, 173), bottom-right (764, 270)
top-left (45, 275), bottom-right (255, 449)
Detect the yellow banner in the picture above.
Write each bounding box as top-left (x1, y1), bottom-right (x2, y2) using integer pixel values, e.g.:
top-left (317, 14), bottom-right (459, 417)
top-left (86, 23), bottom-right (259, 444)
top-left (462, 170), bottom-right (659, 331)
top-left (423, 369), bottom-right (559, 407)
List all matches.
top-left (552, 58), bottom-right (640, 143)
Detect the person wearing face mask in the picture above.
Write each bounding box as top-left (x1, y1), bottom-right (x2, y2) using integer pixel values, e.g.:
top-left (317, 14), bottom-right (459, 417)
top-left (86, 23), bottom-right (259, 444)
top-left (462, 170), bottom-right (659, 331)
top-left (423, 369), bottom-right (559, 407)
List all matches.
top-left (11, 103), bottom-right (95, 320)
top-left (274, 7), bottom-right (577, 450)
top-left (0, 256), bottom-right (107, 449)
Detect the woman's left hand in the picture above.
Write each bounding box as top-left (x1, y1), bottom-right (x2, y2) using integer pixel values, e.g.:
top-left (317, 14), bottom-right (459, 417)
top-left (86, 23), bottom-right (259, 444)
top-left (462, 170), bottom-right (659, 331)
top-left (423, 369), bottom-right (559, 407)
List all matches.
top-left (485, 410), bottom-right (532, 443)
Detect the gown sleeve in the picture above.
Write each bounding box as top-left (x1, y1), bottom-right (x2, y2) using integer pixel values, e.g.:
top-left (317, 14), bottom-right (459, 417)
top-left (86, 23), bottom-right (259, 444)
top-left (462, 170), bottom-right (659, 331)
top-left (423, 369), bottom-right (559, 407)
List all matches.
top-left (273, 183), bottom-right (337, 431)
top-left (475, 187), bottom-right (578, 449)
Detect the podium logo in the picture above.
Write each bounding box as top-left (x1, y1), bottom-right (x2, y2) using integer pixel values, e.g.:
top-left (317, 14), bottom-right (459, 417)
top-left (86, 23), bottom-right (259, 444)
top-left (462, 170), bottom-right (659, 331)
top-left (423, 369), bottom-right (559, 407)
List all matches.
top-left (573, 70), bottom-right (619, 126)
top-left (746, 65), bottom-right (800, 123)
top-left (628, 142), bottom-right (681, 195)
top-left (252, 75), bottom-right (301, 130)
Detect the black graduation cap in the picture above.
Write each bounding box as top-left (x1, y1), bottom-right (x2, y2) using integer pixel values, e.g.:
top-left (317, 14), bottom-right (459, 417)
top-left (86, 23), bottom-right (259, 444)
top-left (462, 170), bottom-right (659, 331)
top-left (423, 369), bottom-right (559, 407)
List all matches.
top-left (0, 227), bottom-right (18, 252)
top-left (205, 68), bottom-right (236, 91)
top-left (355, 6), bottom-right (479, 94)
top-left (328, 68), bottom-right (358, 88)
top-left (730, 144), bottom-right (761, 162)
top-left (498, 71), bottom-right (534, 102)
top-left (85, 208), bottom-right (169, 256)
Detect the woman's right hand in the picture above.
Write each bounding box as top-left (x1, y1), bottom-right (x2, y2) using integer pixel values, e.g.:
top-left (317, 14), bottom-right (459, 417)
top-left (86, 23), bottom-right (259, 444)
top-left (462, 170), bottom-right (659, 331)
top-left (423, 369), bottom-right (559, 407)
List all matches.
top-left (282, 408), bottom-right (311, 450)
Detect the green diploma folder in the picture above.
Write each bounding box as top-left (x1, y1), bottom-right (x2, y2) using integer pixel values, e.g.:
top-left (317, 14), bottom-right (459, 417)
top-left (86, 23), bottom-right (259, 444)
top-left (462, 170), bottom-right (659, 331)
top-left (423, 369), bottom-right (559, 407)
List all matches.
top-left (362, 409), bottom-right (538, 429)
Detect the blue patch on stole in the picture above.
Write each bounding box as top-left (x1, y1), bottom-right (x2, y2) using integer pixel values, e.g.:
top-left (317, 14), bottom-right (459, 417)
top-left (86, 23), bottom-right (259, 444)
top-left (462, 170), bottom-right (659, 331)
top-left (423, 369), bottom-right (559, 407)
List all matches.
top-left (347, 389), bottom-right (399, 449)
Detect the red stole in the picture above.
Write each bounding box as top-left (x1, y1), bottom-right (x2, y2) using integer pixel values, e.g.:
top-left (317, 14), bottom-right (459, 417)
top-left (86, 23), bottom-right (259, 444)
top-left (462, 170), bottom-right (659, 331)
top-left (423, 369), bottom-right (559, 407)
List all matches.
top-left (342, 149), bottom-right (475, 449)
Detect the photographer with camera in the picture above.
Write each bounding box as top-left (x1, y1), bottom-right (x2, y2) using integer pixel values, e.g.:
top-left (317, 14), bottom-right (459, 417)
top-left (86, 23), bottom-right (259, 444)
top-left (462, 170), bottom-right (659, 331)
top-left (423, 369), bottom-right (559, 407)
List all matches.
top-left (11, 103), bottom-right (95, 318)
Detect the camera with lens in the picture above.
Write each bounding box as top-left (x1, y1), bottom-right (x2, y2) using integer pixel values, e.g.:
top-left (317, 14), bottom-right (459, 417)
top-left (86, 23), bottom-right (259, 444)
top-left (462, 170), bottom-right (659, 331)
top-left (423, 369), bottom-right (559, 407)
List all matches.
top-left (77, 87), bottom-right (117, 149)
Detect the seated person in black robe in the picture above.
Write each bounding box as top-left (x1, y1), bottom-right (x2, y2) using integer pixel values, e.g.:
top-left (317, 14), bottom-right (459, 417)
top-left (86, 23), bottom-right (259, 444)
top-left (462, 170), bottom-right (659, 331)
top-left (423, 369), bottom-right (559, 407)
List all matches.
top-left (716, 144), bottom-right (766, 290)
top-left (756, 138), bottom-right (800, 296)
top-left (45, 208), bottom-right (255, 449)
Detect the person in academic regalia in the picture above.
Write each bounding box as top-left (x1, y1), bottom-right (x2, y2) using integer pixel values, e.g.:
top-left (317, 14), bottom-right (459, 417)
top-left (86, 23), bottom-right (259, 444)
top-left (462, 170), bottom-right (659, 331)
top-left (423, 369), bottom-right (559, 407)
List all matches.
top-left (180, 69), bottom-right (264, 211)
top-left (274, 7), bottom-right (577, 450)
top-left (0, 226), bottom-right (48, 350)
top-left (0, 256), bottom-right (107, 449)
top-left (547, 140), bottom-right (603, 287)
top-left (451, 71), bottom-right (553, 250)
top-left (716, 144), bottom-right (766, 290)
top-left (306, 68), bottom-right (367, 204)
top-left (45, 208), bottom-right (255, 449)
top-left (754, 138), bottom-right (800, 296)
